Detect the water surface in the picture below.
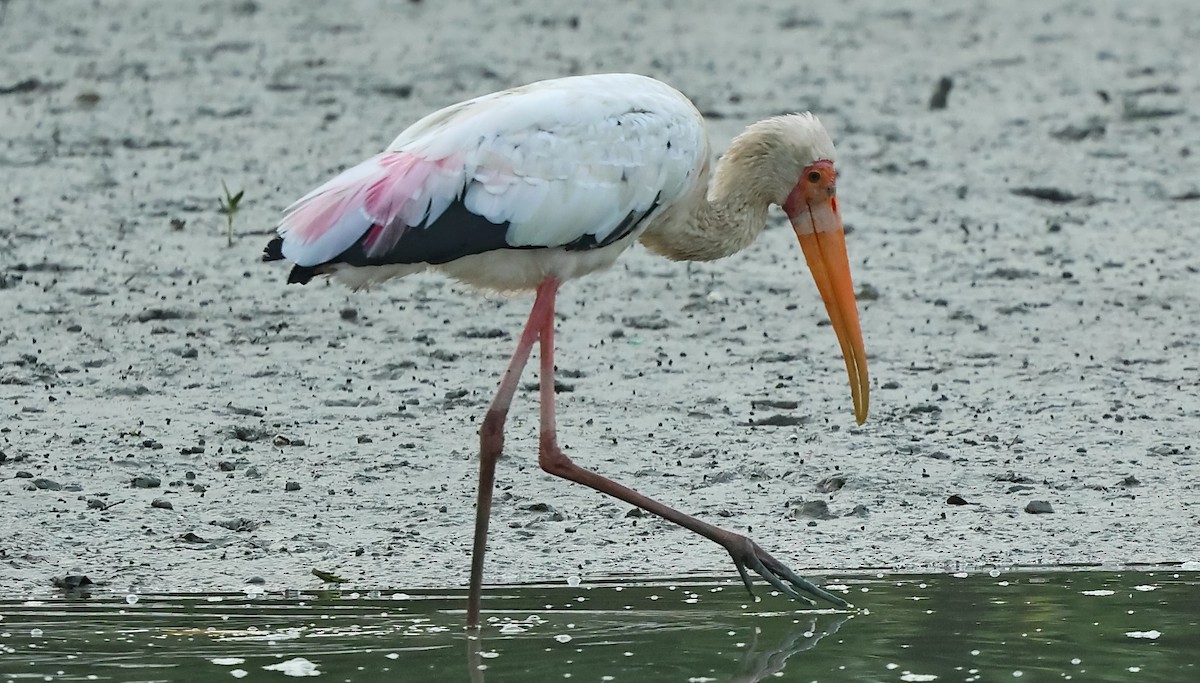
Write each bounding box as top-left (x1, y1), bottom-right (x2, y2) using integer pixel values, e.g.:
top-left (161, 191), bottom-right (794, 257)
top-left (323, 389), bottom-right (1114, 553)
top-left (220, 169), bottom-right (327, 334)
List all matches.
top-left (1, 568), bottom-right (1195, 681)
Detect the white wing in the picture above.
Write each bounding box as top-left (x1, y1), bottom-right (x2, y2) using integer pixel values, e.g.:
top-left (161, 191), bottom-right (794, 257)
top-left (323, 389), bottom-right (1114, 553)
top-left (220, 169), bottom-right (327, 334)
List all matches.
top-left (276, 73), bottom-right (709, 267)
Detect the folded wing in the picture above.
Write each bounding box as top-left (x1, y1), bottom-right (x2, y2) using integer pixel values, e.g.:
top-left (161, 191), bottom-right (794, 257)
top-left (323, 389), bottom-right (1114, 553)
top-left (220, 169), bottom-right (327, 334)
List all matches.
top-left (270, 74), bottom-right (708, 272)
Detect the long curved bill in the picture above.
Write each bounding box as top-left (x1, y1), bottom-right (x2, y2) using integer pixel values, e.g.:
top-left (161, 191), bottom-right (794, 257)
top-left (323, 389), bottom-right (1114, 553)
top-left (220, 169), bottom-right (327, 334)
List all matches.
top-left (790, 198), bottom-right (869, 424)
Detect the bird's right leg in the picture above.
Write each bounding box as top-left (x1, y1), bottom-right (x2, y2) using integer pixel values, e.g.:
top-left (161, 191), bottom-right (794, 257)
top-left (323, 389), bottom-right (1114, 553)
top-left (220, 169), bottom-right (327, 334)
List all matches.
top-left (466, 277), bottom-right (559, 629)
top-left (533, 302), bottom-right (847, 609)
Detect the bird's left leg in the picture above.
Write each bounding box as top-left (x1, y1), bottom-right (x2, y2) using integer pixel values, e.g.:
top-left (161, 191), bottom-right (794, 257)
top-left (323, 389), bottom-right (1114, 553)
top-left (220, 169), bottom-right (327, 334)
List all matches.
top-left (467, 277), bottom-right (560, 628)
top-left (534, 305), bottom-right (847, 608)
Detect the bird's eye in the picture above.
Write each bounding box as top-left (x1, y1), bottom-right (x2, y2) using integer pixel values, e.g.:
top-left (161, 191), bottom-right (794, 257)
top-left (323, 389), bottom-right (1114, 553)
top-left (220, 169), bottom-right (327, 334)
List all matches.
top-left (807, 170), bottom-right (822, 183)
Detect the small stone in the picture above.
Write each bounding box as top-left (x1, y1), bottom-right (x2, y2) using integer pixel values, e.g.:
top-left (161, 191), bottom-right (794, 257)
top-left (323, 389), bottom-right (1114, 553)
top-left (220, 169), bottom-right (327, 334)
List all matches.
top-left (856, 283), bottom-right (880, 301)
top-left (131, 474), bottom-right (161, 488)
top-left (356, 434), bottom-right (373, 444)
top-left (284, 481), bottom-right (301, 492)
top-left (272, 434), bottom-right (292, 447)
top-left (52, 574), bottom-right (94, 590)
top-left (521, 502), bottom-right (563, 521)
top-left (622, 314), bottom-right (670, 330)
top-left (947, 494), bottom-right (969, 505)
top-left (624, 507), bottom-right (647, 518)
top-left (211, 517), bottom-right (259, 532)
top-left (32, 478), bottom-right (63, 491)
top-left (844, 504), bottom-right (869, 518)
top-left (87, 498), bottom-right (107, 509)
top-left (815, 475), bottom-right (846, 493)
top-left (788, 500), bottom-right (833, 520)
top-left (233, 426), bottom-right (270, 442)
top-left (151, 498), bottom-right (174, 510)
top-left (217, 461), bottom-right (237, 472)
top-left (929, 75), bottom-right (953, 109)
top-left (1025, 500), bottom-right (1054, 514)
top-left (339, 307), bottom-right (358, 322)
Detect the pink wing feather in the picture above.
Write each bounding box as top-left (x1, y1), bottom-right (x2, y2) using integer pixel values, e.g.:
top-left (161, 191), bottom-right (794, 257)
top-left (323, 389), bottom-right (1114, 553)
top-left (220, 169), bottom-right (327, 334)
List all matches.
top-left (277, 152), bottom-right (457, 267)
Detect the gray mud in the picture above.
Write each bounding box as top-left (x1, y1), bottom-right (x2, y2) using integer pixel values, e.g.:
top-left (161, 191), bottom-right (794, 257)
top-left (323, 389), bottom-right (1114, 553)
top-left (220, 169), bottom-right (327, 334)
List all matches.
top-left (1, 0), bottom-right (1198, 594)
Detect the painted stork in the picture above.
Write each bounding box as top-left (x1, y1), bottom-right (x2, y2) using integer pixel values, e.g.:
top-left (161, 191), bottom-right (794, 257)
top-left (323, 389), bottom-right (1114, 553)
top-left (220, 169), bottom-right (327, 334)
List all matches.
top-left (263, 73), bottom-right (869, 625)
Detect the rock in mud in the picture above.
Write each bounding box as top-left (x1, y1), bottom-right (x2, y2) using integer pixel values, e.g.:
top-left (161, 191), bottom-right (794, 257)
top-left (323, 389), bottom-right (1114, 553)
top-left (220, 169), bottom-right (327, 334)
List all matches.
top-left (788, 500), bottom-right (834, 520)
top-left (131, 474), bottom-right (161, 488)
top-left (1025, 500), bottom-right (1055, 514)
top-left (815, 475), bottom-right (847, 493)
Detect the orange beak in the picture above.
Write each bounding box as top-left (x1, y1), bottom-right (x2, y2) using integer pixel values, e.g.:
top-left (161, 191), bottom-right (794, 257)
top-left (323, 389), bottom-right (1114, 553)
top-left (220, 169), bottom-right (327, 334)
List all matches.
top-left (786, 166), bottom-right (869, 424)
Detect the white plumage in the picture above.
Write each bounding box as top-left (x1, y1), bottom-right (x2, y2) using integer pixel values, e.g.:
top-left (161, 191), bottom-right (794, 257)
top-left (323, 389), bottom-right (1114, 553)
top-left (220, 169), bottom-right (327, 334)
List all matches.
top-left (275, 73), bottom-right (710, 290)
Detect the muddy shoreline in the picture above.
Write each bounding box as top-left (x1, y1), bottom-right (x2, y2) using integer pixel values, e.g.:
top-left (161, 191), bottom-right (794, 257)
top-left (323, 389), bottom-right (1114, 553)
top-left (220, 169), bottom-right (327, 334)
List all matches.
top-left (2, 0), bottom-right (1197, 596)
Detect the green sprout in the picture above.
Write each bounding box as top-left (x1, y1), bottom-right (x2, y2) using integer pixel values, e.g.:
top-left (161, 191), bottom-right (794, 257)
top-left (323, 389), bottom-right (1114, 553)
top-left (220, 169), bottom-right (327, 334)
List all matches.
top-left (219, 181), bottom-right (244, 247)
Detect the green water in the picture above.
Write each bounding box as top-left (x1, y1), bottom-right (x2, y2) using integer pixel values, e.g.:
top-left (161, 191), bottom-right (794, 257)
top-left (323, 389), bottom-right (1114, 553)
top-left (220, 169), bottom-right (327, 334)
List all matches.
top-left (0, 569), bottom-right (1195, 681)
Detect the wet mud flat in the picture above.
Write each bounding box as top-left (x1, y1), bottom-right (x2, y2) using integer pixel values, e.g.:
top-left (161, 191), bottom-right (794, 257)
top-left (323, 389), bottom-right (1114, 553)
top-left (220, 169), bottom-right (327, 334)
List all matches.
top-left (1, 0), bottom-right (1199, 595)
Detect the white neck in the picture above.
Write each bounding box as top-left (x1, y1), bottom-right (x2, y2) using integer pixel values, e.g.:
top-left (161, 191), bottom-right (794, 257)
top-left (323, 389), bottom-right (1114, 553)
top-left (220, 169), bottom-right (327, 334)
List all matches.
top-left (639, 113), bottom-right (833, 262)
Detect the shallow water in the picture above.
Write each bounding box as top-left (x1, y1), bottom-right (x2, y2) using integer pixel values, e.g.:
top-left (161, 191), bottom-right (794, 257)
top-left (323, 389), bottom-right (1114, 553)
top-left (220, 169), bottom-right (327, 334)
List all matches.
top-left (0, 569), bottom-right (1195, 682)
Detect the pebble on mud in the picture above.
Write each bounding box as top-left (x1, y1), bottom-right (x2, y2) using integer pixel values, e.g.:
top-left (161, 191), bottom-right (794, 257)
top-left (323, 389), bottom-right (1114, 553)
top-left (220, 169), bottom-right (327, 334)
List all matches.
top-left (285, 481), bottom-right (301, 491)
top-left (1025, 500), bottom-right (1055, 514)
top-left (787, 500), bottom-right (834, 520)
top-left (211, 517), bottom-right (260, 532)
top-left (151, 498), bottom-right (174, 510)
top-left (844, 504), bottom-right (869, 518)
top-left (929, 75), bottom-right (953, 109)
top-left (522, 502), bottom-right (564, 521)
top-left (51, 575), bottom-right (95, 590)
top-left (31, 478), bottom-right (63, 490)
top-left (947, 494), bottom-right (969, 505)
top-left (233, 426), bottom-right (271, 442)
top-left (131, 474), bottom-right (161, 488)
top-left (815, 475), bottom-right (846, 493)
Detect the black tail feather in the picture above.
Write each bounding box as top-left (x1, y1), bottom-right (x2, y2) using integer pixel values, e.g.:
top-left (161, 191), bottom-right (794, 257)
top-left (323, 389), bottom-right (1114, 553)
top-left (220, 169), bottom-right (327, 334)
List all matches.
top-left (263, 236), bottom-right (285, 262)
top-left (287, 265), bottom-right (318, 285)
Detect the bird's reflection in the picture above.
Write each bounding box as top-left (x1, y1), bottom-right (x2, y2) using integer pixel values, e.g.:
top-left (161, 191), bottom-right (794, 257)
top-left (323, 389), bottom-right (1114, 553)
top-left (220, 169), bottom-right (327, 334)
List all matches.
top-left (727, 613), bottom-right (853, 682)
top-left (465, 611), bottom-right (853, 683)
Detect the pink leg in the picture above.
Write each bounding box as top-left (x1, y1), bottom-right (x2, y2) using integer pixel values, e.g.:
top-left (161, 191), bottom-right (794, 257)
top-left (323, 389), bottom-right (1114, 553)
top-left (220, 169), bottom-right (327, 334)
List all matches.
top-left (466, 277), bottom-right (560, 628)
top-left (535, 293), bottom-right (848, 609)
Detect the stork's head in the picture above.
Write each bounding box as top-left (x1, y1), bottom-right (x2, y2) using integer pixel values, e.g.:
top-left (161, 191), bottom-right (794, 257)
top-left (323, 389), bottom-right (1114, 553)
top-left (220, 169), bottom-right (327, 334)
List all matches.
top-left (730, 114), bottom-right (869, 424)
